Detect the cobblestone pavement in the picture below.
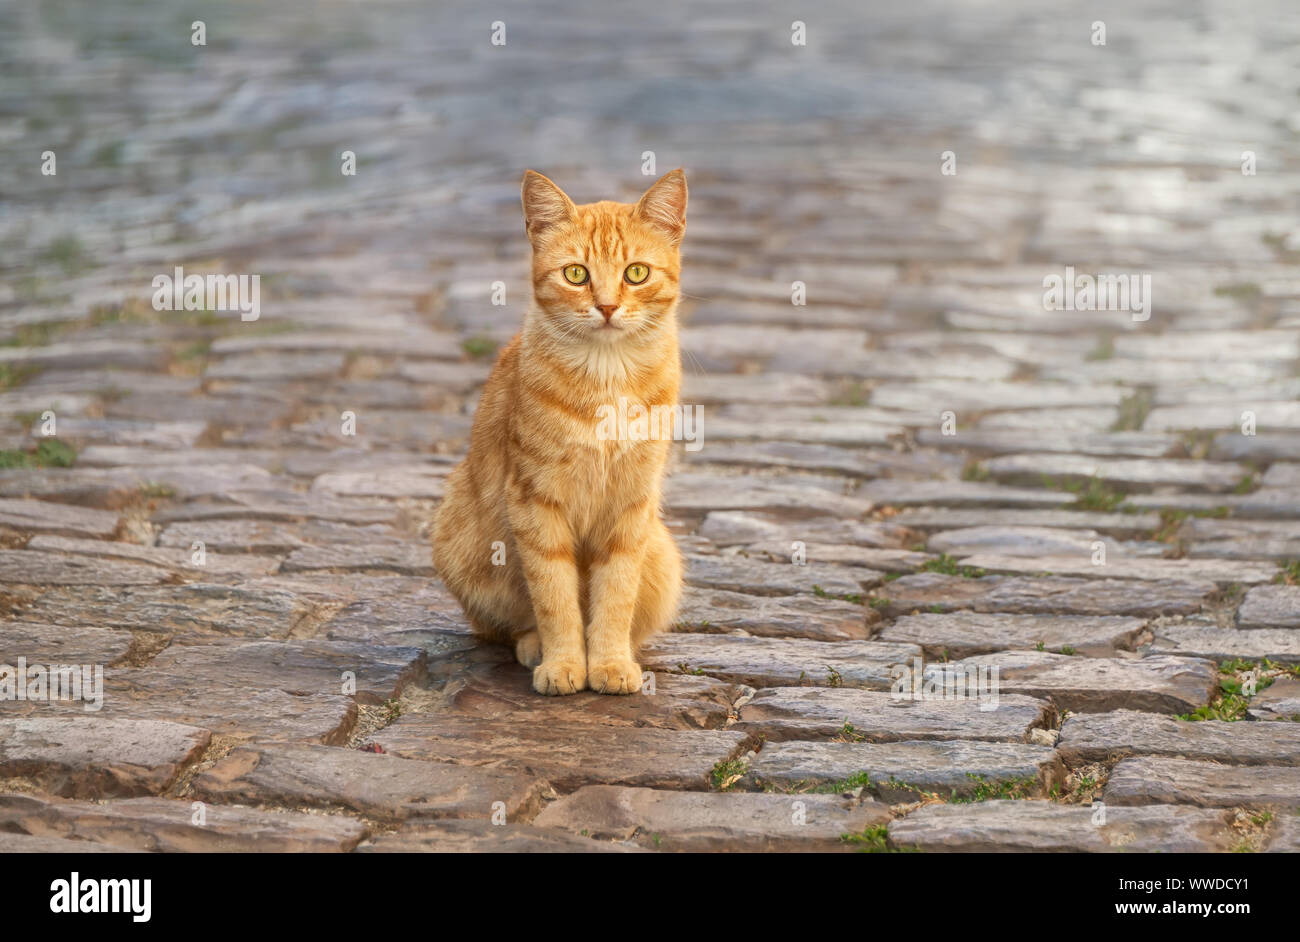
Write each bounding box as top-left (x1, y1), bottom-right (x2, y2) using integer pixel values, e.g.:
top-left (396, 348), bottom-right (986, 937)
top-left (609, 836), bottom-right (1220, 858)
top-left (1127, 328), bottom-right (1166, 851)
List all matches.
top-left (2, 0), bottom-right (1300, 852)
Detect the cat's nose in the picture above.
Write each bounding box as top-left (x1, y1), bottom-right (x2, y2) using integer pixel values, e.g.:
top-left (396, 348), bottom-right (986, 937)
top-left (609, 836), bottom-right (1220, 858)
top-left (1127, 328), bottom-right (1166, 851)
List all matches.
top-left (595, 304), bottom-right (618, 322)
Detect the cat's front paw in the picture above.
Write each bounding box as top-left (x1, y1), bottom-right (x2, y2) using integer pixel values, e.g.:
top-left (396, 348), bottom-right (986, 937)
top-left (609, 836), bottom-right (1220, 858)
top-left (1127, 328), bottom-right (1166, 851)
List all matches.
top-left (533, 658), bottom-right (587, 696)
top-left (588, 659), bottom-right (643, 695)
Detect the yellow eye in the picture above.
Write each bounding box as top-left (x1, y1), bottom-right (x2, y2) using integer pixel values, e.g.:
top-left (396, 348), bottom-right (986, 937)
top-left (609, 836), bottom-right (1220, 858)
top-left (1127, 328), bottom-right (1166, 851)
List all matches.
top-left (562, 264), bottom-right (588, 285)
top-left (624, 263), bottom-right (650, 284)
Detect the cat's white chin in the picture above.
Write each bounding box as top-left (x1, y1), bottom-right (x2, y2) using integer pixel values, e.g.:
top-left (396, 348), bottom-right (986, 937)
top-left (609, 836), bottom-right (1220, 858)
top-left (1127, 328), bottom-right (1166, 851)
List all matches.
top-left (589, 323), bottom-right (626, 341)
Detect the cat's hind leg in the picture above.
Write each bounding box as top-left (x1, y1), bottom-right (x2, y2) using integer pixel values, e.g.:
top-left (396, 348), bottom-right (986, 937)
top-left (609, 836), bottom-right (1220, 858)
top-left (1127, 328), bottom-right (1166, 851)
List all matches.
top-left (432, 482), bottom-right (534, 647)
top-left (630, 519), bottom-right (683, 649)
top-left (513, 630), bottom-right (542, 667)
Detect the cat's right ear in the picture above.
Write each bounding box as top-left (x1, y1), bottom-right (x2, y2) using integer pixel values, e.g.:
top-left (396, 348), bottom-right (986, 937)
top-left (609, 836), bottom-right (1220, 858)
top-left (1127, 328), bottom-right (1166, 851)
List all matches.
top-left (521, 171), bottom-right (575, 244)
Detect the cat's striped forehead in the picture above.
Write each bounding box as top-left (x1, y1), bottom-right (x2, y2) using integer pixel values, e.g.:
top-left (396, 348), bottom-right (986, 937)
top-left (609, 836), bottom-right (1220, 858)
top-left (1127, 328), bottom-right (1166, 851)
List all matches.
top-left (542, 200), bottom-right (678, 268)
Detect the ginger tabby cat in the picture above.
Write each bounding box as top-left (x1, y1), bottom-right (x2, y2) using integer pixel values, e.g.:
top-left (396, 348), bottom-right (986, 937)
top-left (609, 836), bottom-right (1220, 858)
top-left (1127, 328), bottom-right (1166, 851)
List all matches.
top-left (431, 169), bottom-right (687, 695)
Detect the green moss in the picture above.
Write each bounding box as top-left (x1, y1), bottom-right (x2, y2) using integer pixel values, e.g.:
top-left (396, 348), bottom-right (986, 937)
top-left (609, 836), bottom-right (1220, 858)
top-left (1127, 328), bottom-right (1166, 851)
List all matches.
top-left (921, 554), bottom-right (985, 578)
top-left (1111, 388), bottom-right (1153, 432)
top-left (461, 335), bottom-right (498, 359)
top-left (840, 824), bottom-right (918, 853)
top-left (37, 235), bottom-right (92, 276)
top-left (0, 321), bottom-right (69, 347)
top-left (138, 482), bottom-right (177, 499)
top-left (812, 584), bottom-right (862, 604)
top-left (0, 438), bottom-right (76, 469)
top-left (0, 363), bottom-right (38, 390)
top-left (1085, 333), bottom-right (1115, 361)
top-left (1046, 473), bottom-right (1130, 512)
top-left (710, 758), bottom-right (748, 791)
top-left (837, 722), bottom-right (865, 743)
top-left (827, 379), bottom-right (870, 407)
top-left (950, 773), bottom-right (1037, 803)
top-left (1213, 282), bottom-right (1261, 300)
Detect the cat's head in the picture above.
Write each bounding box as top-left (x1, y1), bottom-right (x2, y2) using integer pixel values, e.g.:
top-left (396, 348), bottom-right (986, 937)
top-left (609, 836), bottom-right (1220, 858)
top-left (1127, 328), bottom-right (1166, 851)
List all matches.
top-left (520, 169), bottom-right (687, 347)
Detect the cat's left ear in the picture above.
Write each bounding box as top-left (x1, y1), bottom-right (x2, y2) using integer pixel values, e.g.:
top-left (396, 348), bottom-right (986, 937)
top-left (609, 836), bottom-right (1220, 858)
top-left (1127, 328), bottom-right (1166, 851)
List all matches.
top-left (635, 169), bottom-right (687, 245)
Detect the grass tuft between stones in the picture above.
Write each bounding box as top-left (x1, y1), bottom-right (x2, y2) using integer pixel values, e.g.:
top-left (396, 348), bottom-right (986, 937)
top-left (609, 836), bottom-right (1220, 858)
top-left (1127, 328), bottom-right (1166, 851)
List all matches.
top-left (0, 438), bottom-right (76, 469)
top-left (840, 824), bottom-right (918, 853)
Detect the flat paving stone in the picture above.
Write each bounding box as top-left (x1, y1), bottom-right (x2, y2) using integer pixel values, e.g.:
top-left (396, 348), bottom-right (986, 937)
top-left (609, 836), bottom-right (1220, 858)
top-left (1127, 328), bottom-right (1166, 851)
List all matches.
top-left (928, 652), bottom-right (1217, 714)
top-left (0, 621), bottom-right (135, 664)
top-left (894, 508), bottom-right (1161, 538)
top-left (1230, 488), bottom-right (1300, 520)
top-left (23, 534), bottom-right (281, 580)
top-left (0, 499), bottom-right (120, 538)
top-left (439, 658), bottom-right (746, 730)
top-left (36, 418), bottom-right (207, 449)
top-left (888, 801), bottom-right (1235, 852)
top-left (928, 526), bottom-right (1142, 559)
top-left (860, 480), bottom-right (1073, 509)
top-left (642, 634), bottom-right (918, 690)
top-left (743, 539), bottom-right (932, 573)
top-left (1247, 675), bottom-right (1300, 721)
top-left (0, 794), bottom-right (368, 853)
top-left (1057, 710), bottom-right (1300, 766)
top-left (205, 351), bottom-right (346, 380)
top-left (151, 639), bottom-right (427, 706)
top-left (150, 491), bottom-right (398, 526)
top-left (1189, 536), bottom-right (1300, 561)
top-left (697, 511), bottom-right (914, 549)
top-left (0, 340), bottom-right (166, 372)
top-left (690, 442), bottom-right (943, 479)
top-left (878, 611), bottom-right (1148, 658)
top-left (311, 466), bottom-right (448, 500)
top-left (740, 740), bottom-right (1062, 801)
top-left (1145, 625), bottom-right (1300, 665)
top-left (665, 472), bottom-right (873, 518)
top-left (359, 819), bottom-right (643, 853)
top-left (533, 785), bottom-right (891, 852)
top-left (282, 542), bottom-right (434, 576)
top-left (74, 669), bottom-right (359, 745)
top-left (1264, 813), bottom-right (1300, 852)
top-left (0, 717), bottom-right (209, 798)
top-left (735, 687), bottom-right (1053, 743)
top-left (676, 587), bottom-right (868, 642)
top-left (0, 549), bottom-right (174, 586)
top-left (193, 742), bottom-right (549, 822)
top-left (955, 554), bottom-right (1277, 586)
top-left (156, 517), bottom-right (402, 554)
top-left (211, 329), bottom-right (461, 359)
top-left (0, 832), bottom-right (144, 853)
top-left (371, 715), bottom-right (751, 791)
top-left (683, 553), bottom-right (881, 597)
top-left (13, 583), bottom-right (318, 637)
top-left (916, 428), bottom-right (1181, 459)
top-left (1104, 757), bottom-right (1300, 809)
top-left (875, 572), bottom-right (1214, 617)
top-left (702, 418), bottom-right (902, 449)
top-left (1237, 584), bottom-right (1300, 629)
top-left (982, 454), bottom-right (1246, 492)
top-left (0, 465), bottom-right (285, 508)
top-left (319, 598), bottom-right (474, 651)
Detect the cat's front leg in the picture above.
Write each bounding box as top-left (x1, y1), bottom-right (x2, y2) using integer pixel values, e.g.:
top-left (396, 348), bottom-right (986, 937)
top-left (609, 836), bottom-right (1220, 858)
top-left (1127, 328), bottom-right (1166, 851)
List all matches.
top-left (508, 490), bottom-right (587, 695)
top-left (585, 498), bottom-right (652, 695)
